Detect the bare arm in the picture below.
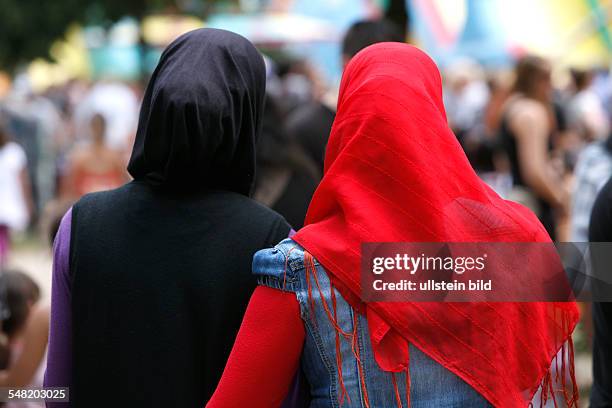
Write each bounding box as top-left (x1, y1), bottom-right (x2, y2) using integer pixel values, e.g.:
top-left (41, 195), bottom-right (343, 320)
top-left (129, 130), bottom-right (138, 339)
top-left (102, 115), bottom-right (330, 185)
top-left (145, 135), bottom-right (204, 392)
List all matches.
top-left (0, 305), bottom-right (49, 387)
top-left (509, 101), bottom-right (568, 211)
top-left (19, 167), bottom-right (34, 221)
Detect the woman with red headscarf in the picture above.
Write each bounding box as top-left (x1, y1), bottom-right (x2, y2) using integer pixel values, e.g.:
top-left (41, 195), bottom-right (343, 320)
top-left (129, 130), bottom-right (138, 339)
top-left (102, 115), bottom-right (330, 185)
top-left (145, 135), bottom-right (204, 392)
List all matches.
top-left (207, 43), bottom-right (579, 407)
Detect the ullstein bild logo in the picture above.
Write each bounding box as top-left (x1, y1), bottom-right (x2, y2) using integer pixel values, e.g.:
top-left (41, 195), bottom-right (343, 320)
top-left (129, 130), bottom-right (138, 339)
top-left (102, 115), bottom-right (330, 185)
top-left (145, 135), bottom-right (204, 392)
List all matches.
top-left (360, 242), bottom-right (612, 302)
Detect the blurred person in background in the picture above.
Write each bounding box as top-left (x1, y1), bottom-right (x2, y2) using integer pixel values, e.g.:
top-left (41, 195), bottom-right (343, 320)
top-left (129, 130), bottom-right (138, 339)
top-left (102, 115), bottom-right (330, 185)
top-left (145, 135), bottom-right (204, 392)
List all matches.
top-left (498, 56), bottom-right (569, 240)
top-left (340, 19), bottom-right (405, 69)
top-left (570, 84), bottom-right (612, 351)
top-left (588, 176), bottom-right (612, 407)
top-left (482, 72), bottom-right (513, 136)
top-left (0, 269), bottom-right (49, 408)
top-left (23, 87), bottom-right (64, 213)
top-left (285, 96), bottom-right (335, 173)
top-left (443, 61), bottom-right (512, 198)
top-left (73, 80), bottom-right (139, 153)
top-left (568, 68), bottom-right (609, 143)
top-left (570, 129), bottom-right (612, 242)
top-left (274, 59), bottom-right (322, 114)
top-left (44, 29), bottom-right (292, 408)
top-left (2, 80), bottom-right (42, 220)
top-left (60, 113), bottom-right (126, 200)
top-left (286, 18), bottom-right (404, 172)
top-left (443, 57), bottom-right (489, 144)
top-left (591, 68), bottom-right (612, 120)
top-left (0, 113), bottom-right (33, 266)
top-left (253, 95), bottom-right (320, 230)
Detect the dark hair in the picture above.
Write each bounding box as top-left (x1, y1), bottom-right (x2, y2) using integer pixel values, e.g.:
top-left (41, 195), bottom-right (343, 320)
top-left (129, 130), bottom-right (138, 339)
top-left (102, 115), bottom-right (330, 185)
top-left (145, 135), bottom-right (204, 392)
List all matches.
top-left (513, 55), bottom-right (550, 97)
top-left (1, 270), bottom-right (41, 338)
top-left (49, 213), bottom-right (63, 247)
top-left (90, 113), bottom-right (106, 142)
top-left (570, 68), bottom-right (592, 91)
top-left (0, 111), bottom-right (10, 148)
top-left (256, 95), bottom-right (320, 181)
top-left (342, 19), bottom-right (404, 60)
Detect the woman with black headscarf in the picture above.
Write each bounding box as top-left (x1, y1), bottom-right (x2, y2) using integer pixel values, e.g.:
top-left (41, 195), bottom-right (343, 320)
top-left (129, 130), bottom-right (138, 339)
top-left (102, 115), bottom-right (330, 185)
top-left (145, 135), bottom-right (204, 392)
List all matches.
top-left (44, 29), bottom-right (291, 407)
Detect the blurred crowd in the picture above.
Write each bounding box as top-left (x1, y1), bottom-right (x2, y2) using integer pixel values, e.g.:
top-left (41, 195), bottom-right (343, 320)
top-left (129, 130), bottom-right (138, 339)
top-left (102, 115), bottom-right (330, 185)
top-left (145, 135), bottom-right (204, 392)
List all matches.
top-left (0, 18), bottom-right (610, 398)
top-left (445, 54), bottom-right (612, 244)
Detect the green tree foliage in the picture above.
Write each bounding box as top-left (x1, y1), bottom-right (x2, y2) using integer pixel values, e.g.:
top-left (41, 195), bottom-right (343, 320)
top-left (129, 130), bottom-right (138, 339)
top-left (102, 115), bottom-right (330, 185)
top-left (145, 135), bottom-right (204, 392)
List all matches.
top-left (0, 0), bottom-right (86, 70)
top-left (0, 0), bottom-right (235, 71)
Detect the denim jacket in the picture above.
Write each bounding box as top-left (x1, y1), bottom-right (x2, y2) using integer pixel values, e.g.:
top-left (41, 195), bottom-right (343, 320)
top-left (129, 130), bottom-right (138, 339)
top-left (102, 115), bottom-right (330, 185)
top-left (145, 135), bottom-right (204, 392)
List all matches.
top-left (253, 239), bottom-right (491, 408)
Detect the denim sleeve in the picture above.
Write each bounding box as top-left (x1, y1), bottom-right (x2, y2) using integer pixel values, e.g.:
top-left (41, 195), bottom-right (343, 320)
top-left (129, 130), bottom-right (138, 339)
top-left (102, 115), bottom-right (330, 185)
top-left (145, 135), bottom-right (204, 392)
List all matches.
top-left (252, 241), bottom-right (301, 293)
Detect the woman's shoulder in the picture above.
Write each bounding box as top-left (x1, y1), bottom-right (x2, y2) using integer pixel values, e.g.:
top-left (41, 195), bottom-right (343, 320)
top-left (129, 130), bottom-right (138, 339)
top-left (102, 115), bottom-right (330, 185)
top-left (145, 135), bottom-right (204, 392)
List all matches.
top-left (252, 238), bottom-right (320, 291)
top-left (253, 239), bottom-right (304, 275)
top-left (507, 98), bottom-right (548, 125)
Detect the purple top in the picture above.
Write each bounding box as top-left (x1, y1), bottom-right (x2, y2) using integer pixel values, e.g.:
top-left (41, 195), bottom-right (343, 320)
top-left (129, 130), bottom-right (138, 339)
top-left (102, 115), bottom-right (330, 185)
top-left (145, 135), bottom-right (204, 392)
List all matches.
top-left (44, 209), bottom-right (304, 407)
top-left (44, 208), bottom-right (72, 406)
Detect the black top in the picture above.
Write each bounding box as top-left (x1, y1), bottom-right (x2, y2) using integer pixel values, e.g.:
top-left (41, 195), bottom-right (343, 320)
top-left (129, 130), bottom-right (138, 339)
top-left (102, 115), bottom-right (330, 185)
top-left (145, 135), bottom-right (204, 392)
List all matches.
top-left (285, 101), bottom-right (335, 172)
top-left (271, 170), bottom-right (318, 230)
top-left (70, 182), bottom-right (290, 407)
top-left (498, 113), bottom-right (526, 188)
top-left (589, 176), bottom-right (612, 407)
top-left (498, 104), bottom-right (556, 239)
top-left (498, 101), bottom-right (556, 189)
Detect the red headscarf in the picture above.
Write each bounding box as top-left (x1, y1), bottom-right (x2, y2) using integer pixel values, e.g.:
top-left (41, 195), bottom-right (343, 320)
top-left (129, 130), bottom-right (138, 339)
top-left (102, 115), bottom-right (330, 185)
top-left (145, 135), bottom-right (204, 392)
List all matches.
top-left (292, 43), bottom-right (579, 407)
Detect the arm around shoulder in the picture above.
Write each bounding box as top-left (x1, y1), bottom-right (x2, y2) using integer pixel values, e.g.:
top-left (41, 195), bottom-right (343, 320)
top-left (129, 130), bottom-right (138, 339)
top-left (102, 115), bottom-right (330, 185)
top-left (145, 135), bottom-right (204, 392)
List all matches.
top-left (207, 285), bottom-right (305, 408)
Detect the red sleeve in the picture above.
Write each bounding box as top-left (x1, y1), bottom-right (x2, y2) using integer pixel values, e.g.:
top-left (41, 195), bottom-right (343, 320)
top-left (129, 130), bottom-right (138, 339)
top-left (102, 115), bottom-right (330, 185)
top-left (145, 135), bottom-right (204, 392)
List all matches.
top-left (206, 285), bottom-right (305, 408)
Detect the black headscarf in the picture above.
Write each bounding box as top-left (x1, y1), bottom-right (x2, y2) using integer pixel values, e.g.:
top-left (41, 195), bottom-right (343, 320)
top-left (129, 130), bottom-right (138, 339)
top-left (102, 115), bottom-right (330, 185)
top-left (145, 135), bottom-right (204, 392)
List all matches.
top-left (127, 28), bottom-right (266, 196)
